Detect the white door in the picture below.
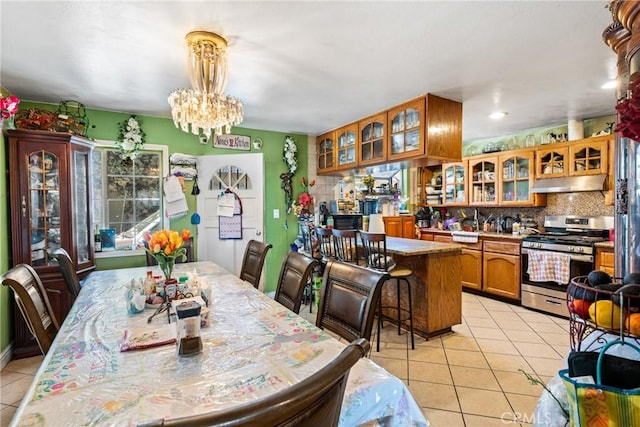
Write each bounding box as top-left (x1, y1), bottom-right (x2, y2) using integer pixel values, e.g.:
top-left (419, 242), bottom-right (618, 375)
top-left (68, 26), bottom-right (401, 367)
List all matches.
top-left (196, 153), bottom-right (265, 278)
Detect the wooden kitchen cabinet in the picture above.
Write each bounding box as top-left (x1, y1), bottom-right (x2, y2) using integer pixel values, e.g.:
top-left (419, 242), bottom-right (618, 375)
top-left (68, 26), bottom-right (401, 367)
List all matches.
top-left (358, 112), bottom-right (387, 166)
top-left (536, 146), bottom-right (568, 178)
top-left (7, 129), bottom-right (95, 358)
top-left (388, 97), bottom-right (424, 161)
top-left (569, 136), bottom-right (609, 176)
top-left (469, 155), bottom-right (498, 206)
top-left (482, 240), bottom-right (521, 300)
top-left (498, 149), bottom-right (545, 206)
top-left (335, 123), bottom-right (358, 171)
top-left (316, 130), bottom-right (335, 174)
top-left (434, 234), bottom-right (482, 290)
top-left (442, 162), bottom-right (467, 205)
top-left (384, 215), bottom-right (416, 239)
top-left (596, 245), bottom-right (615, 276)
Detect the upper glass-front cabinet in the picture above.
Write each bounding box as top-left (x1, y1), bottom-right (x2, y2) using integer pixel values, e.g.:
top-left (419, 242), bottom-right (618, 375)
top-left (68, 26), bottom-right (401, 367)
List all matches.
top-left (469, 156), bottom-right (498, 206)
top-left (442, 162), bottom-right (467, 205)
top-left (569, 138), bottom-right (608, 176)
top-left (498, 149), bottom-right (542, 206)
top-left (387, 98), bottom-right (425, 161)
top-left (316, 131), bottom-right (335, 174)
top-left (335, 123), bottom-right (358, 171)
top-left (358, 112), bottom-right (387, 166)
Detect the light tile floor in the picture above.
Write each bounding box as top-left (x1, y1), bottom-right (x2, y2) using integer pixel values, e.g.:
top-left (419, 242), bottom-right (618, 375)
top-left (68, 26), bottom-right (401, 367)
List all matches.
top-left (0, 292), bottom-right (569, 427)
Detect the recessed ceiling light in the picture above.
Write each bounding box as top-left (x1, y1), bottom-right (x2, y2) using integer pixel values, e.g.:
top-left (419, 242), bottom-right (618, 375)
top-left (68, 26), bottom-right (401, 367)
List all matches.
top-left (601, 80), bottom-right (617, 89)
top-left (489, 112), bottom-right (508, 120)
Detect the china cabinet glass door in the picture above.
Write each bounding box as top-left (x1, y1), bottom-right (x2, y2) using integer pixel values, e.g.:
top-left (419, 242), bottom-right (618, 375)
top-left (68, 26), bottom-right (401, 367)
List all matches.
top-left (335, 124), bottom-right (357, 170)
top-left (317, 132), bottom-right (334, 173)
top-left (359, 112), bottom-right (386, 165)
top-left (387, 98), bottom-right (425, 160)
top-left (28, 150), bottom-right (61, 266)
top-left (73, 151), bottom-right (91, 265)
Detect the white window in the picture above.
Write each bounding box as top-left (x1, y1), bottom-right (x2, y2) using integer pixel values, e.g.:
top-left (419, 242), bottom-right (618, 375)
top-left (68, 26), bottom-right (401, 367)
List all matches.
top-left (92, 141), bottom-right (168, 252)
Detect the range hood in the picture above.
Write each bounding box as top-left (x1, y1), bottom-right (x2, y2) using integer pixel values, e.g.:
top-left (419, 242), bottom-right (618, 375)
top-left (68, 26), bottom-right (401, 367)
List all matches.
top-left (531, 174), bottom-right (607, 194)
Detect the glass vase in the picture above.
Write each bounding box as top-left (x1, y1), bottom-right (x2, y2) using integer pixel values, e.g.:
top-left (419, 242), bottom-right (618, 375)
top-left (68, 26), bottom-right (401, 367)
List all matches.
top-left (159, 258), bottom-right (175, 280)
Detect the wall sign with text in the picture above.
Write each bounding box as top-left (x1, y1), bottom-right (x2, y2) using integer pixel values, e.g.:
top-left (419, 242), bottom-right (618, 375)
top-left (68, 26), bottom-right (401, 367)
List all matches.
top-left (213, 134), bottom-right (251, 151)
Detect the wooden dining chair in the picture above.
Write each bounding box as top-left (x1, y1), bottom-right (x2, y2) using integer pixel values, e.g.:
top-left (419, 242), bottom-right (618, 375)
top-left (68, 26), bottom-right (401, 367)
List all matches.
top-left (273, 251), bottom-right (319, 314)
top-left (315, 260), bottom-right (389, 343)
top-left (137, 338), bottom-right (370, 427)
top-left (1, 264), bottom-right (60, 354)
top-left (145, 237), bottom-right (195, 266)
top-left (315, 227), bottom-right (335, 266)
top-left (331, 229), bottom-right (361, 265)
top-left (52, 248), bottom-right (82, 301)
top-left (239, 240), bottom-right (273, 289)
top-left (359, 231), bottom-right (415, 351)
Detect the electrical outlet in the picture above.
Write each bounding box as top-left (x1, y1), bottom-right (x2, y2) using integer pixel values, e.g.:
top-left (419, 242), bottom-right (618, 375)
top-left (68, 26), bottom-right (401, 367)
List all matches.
top-left (273, 209), bottom-right (280, 219)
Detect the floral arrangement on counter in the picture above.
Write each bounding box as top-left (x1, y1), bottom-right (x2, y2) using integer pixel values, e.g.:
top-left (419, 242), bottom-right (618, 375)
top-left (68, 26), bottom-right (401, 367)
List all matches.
top-left (116, 115), bottom-right (146, 162)
top-left (0, 95), bottom-right (20, 128)
top-left (292, 176), bottom-right (315, 219)
top-left (616, 76), bottom-right (640, 141)
top-left (362, 174), bottom-right (375, 192)
top-left (143, 229), bottom-right (191, 280)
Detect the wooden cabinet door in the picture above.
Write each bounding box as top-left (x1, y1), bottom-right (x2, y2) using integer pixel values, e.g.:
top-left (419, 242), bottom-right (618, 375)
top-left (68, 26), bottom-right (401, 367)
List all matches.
top-left (596, 247), bottom-right (615, 276)
top-left (387, 97), bottom-right (425, 161)
top-left (420, 232), bottom-right (434, 241)
top-left (316, 131), bottom-right (335, 174)
top-left (498, 149), bottom-right (545, 207)
top-left (536, 146), bottom-right (568, 178)
top-left (468, 156), bottom-right (498, 206)
top-left (442, 162), bottom-right (467, 206)
top-left (358, 112), bottom-right (387, 166)
top-left (383, 217), bottom-right (403, 237)
top-left (433, 235), bottom-right (453, 243)
top-left (569, 137), bottom-right (609, 176)
top-left (483, 252), bottom-right (520, 300)
top-left (462, 249), bottom-right (482, 291)
top-left (335, 124), bottom-right (358, 171)
top-left (402, 216), bottom-right (416, 239)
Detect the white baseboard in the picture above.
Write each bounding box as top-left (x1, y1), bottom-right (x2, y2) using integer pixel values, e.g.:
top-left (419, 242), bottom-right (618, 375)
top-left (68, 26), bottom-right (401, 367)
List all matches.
top-left (0, 342), bottom-right (14, 370)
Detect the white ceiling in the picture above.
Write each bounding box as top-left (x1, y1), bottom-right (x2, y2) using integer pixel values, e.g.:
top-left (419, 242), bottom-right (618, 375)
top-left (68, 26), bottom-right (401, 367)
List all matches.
top-left (0, 1), bottom-right (618, 142)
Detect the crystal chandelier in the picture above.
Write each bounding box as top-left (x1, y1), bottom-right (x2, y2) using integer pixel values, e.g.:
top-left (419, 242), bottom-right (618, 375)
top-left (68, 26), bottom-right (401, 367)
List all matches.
top-left (168, 31), bottom-right (244, 138)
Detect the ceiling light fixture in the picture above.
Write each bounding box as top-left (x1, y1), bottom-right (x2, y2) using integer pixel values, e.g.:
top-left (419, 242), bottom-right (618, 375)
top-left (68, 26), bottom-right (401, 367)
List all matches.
top-left (489, 111), bottom-right (508, 120)
top-left (168, 31), bottom-right (244, 138)
top-left (601, 80), bottom-right (617, 89)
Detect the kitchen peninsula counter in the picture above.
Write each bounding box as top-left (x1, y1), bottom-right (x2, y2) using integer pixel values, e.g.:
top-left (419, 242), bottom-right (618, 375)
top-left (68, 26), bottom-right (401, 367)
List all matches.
top-left (383, 237), bottom-right (463, 339)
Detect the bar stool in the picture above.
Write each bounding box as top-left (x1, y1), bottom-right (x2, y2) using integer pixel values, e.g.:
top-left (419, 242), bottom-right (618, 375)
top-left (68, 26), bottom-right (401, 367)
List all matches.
top-left (359, 230), bottom-right (415, 351)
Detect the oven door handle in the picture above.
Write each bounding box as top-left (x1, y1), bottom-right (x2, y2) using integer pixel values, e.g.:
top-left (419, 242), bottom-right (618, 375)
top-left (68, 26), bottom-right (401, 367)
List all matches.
top-left (521, 248), bottom-right (593, 263)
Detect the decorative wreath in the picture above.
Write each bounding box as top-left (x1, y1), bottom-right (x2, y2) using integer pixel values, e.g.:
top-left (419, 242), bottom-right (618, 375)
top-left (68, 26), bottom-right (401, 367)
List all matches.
top-left (283, 135), bottom-right (298, 174)
top-left (116, 115), bottom-right (146, 161)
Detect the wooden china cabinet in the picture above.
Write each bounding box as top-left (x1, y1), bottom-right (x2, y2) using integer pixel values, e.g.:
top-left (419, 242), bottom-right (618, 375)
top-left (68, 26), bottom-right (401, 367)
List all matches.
top-left (316, 130), bottom-right (335, 174)
top-left (7, 129), bottom-right (95, 358)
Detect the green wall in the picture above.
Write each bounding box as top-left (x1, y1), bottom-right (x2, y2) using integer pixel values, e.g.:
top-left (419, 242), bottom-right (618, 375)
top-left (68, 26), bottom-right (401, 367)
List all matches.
top-left (1, 87), bottom-right (13, 352)
top-left (0, 100), bottom-right (308, 356)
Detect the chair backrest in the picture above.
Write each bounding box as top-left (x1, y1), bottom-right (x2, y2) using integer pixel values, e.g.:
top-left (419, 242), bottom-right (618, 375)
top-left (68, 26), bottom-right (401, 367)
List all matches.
top-left (299, 222), bottom-right (314, 256)
top-left (137, 338), bottom-right (370, 427)
top-left (359, 231), bottom-right (395, 272)
top-left (331, 229), bottom-right (360, 264)
top-left (316, 227), bottom-right (335, 261)
top-left (52, 248), bottom-right (82, 300)
top-left (316, 260), bottom-right (389, 342)
top-left (239, 240), bottom-right (273, 289)
top-left (1, 264), bottom-right (60, 354)
top-left (273, 251), bottom-right (319, 314)
top-left (145, 237), bottom-right (195, 266)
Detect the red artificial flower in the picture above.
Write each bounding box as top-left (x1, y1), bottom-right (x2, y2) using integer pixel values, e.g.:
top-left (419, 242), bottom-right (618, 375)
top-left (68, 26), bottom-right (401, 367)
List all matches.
top-left (298, 192), bottom-right (313, 208)
top-left (0, 95), bottom-right (20, 119)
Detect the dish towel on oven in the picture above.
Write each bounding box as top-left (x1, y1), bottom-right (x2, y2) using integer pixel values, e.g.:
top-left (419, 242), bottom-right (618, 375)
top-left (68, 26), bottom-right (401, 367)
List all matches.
top-left (527, 249), bottom-right (571, 284)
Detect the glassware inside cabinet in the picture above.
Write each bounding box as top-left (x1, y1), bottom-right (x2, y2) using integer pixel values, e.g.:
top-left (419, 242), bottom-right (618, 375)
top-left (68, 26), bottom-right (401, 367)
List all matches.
top-left (29, 150), bottom-right (61, 266)
top-left (406, 109), bottom-right (420, 129)
top-left (391, 112), bottom-right (405, 133)
top-left (391, 134), bottom-right (405, 154)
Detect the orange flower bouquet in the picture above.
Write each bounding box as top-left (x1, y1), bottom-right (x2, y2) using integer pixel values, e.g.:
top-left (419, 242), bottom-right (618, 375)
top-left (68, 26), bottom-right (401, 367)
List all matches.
top-left (144, 229), bottom-right (191, 279)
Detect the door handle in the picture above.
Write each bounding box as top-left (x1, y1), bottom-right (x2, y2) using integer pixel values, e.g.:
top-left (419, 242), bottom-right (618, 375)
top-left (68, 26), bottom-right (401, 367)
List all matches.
top-left (255, 230), bottom-right (262, 236)
top-left (545, 299), bottom-right (562, 306)
top-left (21, 196), bottom-right (26, 217)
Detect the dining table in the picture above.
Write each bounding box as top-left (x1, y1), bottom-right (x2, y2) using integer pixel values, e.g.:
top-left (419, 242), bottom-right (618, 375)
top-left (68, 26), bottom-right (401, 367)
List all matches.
top-left (10, 261), bottom-right (429, 426)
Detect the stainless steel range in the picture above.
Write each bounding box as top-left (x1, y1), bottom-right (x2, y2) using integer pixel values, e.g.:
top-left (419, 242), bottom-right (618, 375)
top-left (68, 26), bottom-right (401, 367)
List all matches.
top-left (520, 215), bottom-right (614, 318)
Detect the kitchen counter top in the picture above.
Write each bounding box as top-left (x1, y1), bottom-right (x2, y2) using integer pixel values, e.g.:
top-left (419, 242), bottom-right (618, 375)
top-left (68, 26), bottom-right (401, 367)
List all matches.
top-left (419, 228), bottom-right (527, 241)
top-left (594, 241), bottom-right (614, 248)
top-left (386, 236), bottom-right (463, 256)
